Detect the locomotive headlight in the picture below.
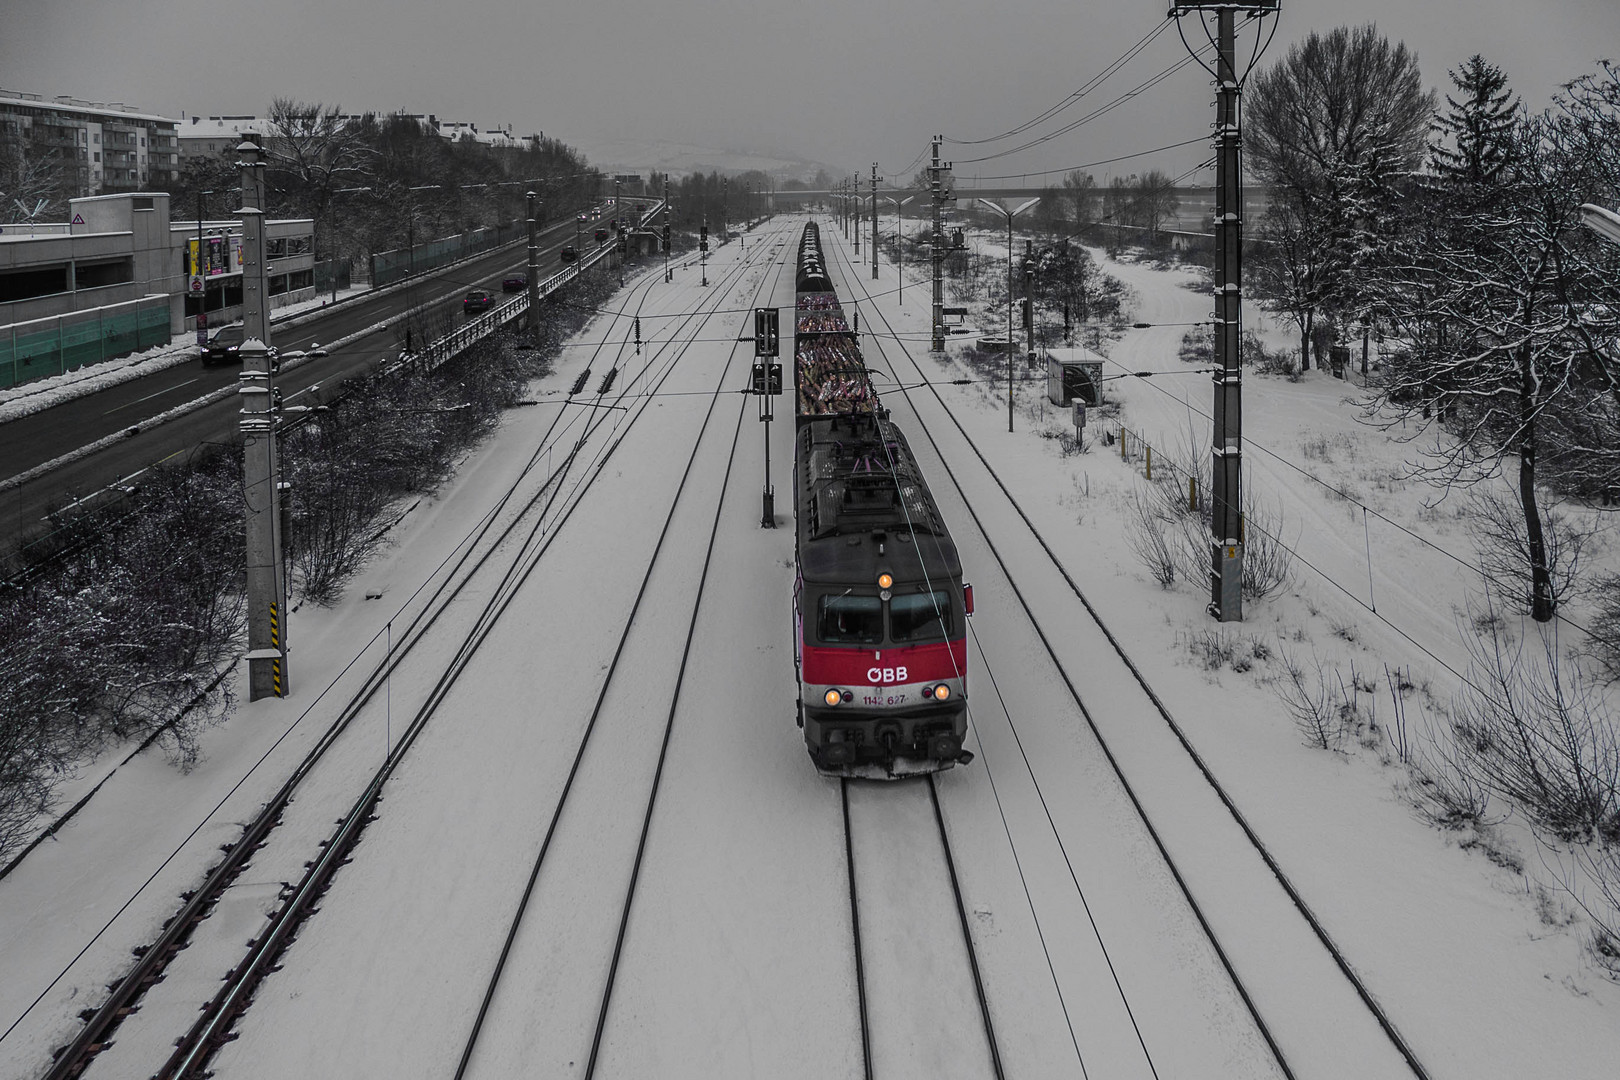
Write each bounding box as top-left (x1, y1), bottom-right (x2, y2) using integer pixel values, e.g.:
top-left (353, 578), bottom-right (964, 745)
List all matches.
top-left (824, 688), bottom-right (842, 707)
top-left (934, 684), bottom-right (951, 700)
top-left (877, 572), bottom-right (893, 589)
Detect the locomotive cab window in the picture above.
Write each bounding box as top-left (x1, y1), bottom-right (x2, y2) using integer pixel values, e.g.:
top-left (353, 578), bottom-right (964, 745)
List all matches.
top-left (818, 594), bottom-right (883, 644)
top-left (890, 589), bottom-right (954, 642)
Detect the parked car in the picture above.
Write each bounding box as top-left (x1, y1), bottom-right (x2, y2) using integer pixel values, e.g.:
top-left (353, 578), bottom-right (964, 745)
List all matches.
top-left (463, 289), bottom-right (496, 314)
top-left (559, 246), bottom-right (579, 263)
top-left (501, 275), bottom-right (527, 293)
top-left (201, 324), bottom-right (246, 365)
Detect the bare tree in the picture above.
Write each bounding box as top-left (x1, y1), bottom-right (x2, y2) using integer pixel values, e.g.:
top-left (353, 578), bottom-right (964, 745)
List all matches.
top-left (0, 129), bottom-right (70, 224)
top-left (1063, 169), bottom-right (1098, 226)
top-left (1247, 25), bottom-right (1435, 363)
top-left (1363, 112), bottom-right (1617, 620)
top-left (1132, 169), bottom-right (1181, 236)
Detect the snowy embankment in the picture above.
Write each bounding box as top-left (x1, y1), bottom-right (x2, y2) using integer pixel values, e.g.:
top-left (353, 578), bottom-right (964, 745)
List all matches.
top-left (853, 227), bottom-right (1620, 1077)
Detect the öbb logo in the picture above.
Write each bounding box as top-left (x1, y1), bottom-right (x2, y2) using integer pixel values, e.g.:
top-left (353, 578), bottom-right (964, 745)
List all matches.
top-left (867, 666), bottom-right (908, 684)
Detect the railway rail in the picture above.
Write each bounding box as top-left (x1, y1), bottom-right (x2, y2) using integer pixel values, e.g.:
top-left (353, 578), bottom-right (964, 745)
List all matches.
top-left (20, 226), bottom-right (788, 1080)
top-left (824, 221), bottom-right (1431, 1079)
top-left (841, 775), bottom-right (1004, 1080)
top-left (449, 229), bottom-right (792, 1079)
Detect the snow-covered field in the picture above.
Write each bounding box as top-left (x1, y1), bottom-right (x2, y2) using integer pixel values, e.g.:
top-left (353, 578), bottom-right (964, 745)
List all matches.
top-left (1, 215), bottom-right (1615, 1080)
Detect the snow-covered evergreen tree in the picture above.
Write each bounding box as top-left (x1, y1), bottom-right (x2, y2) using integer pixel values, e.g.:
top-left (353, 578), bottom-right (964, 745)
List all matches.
top-left (1429, 55), bottom-right (1521, 188)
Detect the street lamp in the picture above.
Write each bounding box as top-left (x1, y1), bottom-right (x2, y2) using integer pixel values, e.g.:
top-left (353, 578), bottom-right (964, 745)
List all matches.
top-left (881, 195), bottom-right (914, 302)
top-left (978, 197), bottom-right (1039, 432)
top-left (1582, 203), bottom-right (1620, 246)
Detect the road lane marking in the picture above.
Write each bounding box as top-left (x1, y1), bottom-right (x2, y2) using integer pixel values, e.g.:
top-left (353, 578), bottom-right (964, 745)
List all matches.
top-left (103, 378), bottom-right (202, 416)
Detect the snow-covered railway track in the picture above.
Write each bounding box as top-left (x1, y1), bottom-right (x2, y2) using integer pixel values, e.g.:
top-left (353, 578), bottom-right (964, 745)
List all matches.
top-left (441, 235), bottom-right (794, 1080)
top-left (25, 231), bottom-right (790, 1080)
top-left (826, 232), bottom-right (1431, 1079)
top-left (841, 775), bottom-right (1004, 1080)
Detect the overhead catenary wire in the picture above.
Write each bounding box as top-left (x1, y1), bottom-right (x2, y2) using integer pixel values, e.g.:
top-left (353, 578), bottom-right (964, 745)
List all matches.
top-left (951, 45), bottom-right (1216, 165)
top-left (945, 17), bottom-right (1177, 147)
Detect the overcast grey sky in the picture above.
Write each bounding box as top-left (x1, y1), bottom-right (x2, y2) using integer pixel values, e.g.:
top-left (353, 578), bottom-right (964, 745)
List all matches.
top-left (3, 0), bottom-right (1615, 183)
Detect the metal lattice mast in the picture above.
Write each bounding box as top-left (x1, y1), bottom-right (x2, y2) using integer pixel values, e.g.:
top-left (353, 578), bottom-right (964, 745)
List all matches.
top-left (871, 163), bottom-right (879, 279)
top-left (1173, 0), bottom-right (1278, 622)
top-left (930, 137), bottom-right (946, 352)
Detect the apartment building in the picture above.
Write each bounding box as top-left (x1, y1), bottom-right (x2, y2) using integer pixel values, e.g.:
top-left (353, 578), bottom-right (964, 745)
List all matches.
top-left (0, 90), bottom-right (180, 197)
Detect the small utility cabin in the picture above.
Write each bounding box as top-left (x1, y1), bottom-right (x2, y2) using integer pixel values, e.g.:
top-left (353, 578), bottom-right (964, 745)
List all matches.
top-left (1044, 345), bottom-right (1107, 407)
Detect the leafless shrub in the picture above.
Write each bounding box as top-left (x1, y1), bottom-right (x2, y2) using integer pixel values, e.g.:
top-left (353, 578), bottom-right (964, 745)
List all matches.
top-left (1124, 487), bottom-right (1178, 588)
top-left (1406, 695), bottom-right (1499, 830)
top-left (1465, 486), bottom-right (1596, 616)
top-left (1241, 497), bottom-right (1296, 602)
top-left (1451, 611), bottom-right (1620, 845)
top-left (1272, 643), bottom-right (1349, 750)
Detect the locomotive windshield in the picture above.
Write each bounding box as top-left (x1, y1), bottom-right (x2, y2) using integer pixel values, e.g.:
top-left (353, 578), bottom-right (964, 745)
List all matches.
top-left (818, 594), bottom-right (884, 644)
top-left (889, 590), bottom-right (954, 642)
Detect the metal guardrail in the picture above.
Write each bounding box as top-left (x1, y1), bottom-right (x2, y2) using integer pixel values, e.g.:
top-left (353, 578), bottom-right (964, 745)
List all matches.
top-left (398, 202), bottom-right (665, 375)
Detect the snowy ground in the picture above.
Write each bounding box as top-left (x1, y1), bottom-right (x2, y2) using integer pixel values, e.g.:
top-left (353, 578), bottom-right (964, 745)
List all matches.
top-left (1, 216), bottom-right (1616, 1080)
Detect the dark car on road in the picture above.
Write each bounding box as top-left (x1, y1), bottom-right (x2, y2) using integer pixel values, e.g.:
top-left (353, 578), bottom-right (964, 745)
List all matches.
top-left (463, 289), bottom-right (496, 314)
top-left (201, 324), bottom-right (246, 365)
top-left (501, 275), bottom-right (527, 293)
top-left (559, 246), bottom-right (579, 263)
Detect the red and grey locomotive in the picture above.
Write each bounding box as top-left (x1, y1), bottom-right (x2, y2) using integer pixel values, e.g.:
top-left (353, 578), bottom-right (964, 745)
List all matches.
top-left (791, 223), bottom-right (974, 776)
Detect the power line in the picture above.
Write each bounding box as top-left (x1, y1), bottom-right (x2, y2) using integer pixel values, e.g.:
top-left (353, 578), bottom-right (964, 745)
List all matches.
top-left (945, 18), bottom-right (1177, 147)
top-left (953, 46), bottom-right (1215, 165)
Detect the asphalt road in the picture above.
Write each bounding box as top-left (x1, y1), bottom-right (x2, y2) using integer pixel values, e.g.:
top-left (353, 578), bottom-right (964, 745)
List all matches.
top-left (0, 205), bottom-right (629, 557)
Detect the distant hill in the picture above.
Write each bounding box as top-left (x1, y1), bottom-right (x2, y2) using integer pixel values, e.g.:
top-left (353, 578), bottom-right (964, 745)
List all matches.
top-left (569, 137), bottom-right (834, 185)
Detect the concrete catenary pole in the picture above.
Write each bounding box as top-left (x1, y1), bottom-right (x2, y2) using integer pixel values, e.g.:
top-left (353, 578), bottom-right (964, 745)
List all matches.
top-left (871, 163), bottom-right (879, 279)
top-left (236, 140), bottom-right (288, 699)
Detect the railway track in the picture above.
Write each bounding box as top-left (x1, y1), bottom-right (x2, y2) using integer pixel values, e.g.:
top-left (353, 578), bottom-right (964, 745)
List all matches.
top-left (14, 230), bottom-right (790, 1080)
top-left (825, 223), bottom-right (1430, 1079)
top-left (841, 775), bottom-right (1004, 1080)
top-left (446, 232), bottom-right (792, 1080)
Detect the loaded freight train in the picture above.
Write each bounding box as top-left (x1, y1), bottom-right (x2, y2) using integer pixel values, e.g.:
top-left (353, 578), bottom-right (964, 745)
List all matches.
top-left (791, 223), bottom-right (975, 777)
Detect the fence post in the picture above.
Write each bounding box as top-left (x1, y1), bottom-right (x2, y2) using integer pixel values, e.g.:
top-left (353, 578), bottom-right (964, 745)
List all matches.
top-left (1189, 476), bottom-right (1198, 511)
top-left (1146, 444), bottom-right (1153, 480)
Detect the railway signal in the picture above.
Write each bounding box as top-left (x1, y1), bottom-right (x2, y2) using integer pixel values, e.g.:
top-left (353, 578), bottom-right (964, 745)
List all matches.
top-left (752, 306), bottom-right (782, 527)
top-left (754, 306), bottom-right (780, 357)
